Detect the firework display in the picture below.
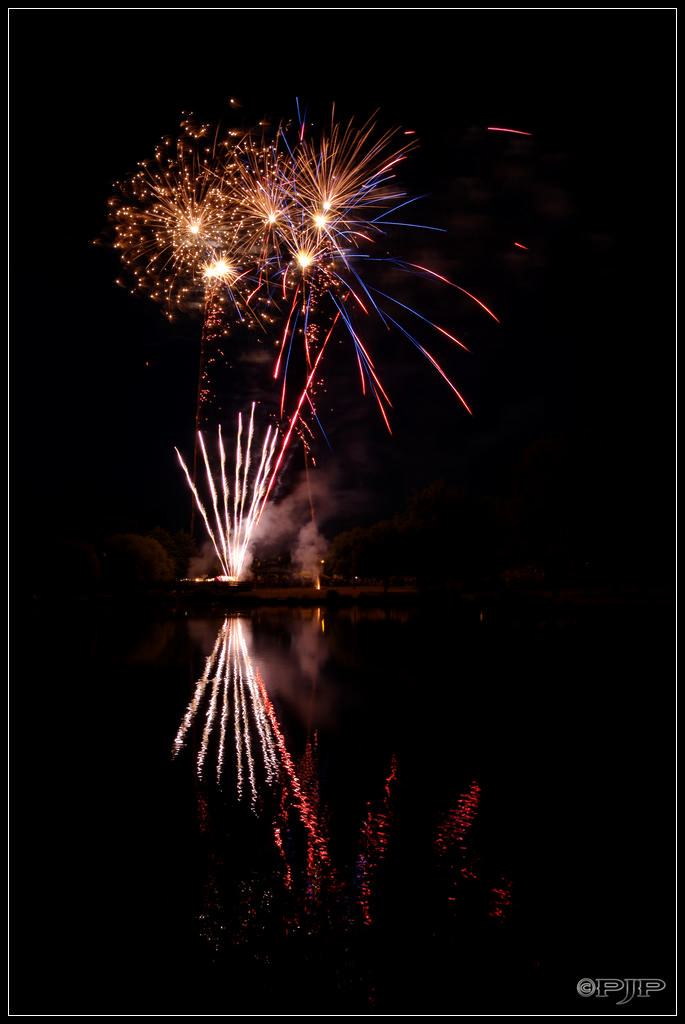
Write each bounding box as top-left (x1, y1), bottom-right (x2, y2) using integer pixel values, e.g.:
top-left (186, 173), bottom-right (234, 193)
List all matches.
top-left (106, 103), bottom-right (497, 577)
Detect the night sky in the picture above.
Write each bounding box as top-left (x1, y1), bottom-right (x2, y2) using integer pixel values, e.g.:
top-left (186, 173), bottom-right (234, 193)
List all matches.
top-left (10, 10), bottom-right (675, 556)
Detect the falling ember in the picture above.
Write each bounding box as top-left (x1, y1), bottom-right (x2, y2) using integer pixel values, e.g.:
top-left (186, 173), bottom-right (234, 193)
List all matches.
top-left (175, 403), bottom-right (279, 580)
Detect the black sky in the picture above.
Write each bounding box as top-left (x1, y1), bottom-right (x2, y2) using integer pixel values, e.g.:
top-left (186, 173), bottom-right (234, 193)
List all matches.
top-left (10, 9), bottom-right (675, 546)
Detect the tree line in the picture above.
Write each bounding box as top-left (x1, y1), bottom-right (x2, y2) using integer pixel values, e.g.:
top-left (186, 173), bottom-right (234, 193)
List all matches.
top-left (325, 428), bottom-right (672, 592)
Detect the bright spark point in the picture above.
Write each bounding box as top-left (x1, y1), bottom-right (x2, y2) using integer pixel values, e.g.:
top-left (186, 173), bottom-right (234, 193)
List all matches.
top-left (204, 259), bottom-right (232, 279)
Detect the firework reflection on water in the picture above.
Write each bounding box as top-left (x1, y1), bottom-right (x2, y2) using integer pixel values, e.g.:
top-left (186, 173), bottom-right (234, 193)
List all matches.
top-left (171, 612), bottom-right (512, 995)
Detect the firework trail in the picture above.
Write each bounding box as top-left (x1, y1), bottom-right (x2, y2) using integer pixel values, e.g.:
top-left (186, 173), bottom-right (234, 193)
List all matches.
top-left (487, 126), bottom-right (532, 135)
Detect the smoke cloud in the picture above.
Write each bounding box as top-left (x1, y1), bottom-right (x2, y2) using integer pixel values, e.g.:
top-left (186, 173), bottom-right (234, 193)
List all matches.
top-left (249, 467), bottom-right (332, 580)
top-left (250, 463), bottom-right (367, 580)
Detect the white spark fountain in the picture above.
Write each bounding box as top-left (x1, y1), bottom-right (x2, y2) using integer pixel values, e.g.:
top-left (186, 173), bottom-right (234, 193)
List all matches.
top-left (176, 403), bottom-right (279, 580)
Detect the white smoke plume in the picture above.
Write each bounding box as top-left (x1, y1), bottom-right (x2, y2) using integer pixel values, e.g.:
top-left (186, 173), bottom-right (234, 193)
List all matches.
top-left (249, 464), bottom-right (363, 581)
top-left (291, 518), bottom-right (329, 580)
top-left (188, 539), bottom-right (223, 579)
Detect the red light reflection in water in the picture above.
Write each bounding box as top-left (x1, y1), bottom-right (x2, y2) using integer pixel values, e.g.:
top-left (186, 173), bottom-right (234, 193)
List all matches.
top-left (436, 779), bottom-right (482, 880)
top-left (436, 780), bottom-right (481, 849)
top-left (489, 878), bottom-right (514, 919)
top-left (435, 780), bottom-right (514, 922)
top-left (255, 671), bottom-right (336, 909)
top-left (356, 756), bottom-right (398, 926)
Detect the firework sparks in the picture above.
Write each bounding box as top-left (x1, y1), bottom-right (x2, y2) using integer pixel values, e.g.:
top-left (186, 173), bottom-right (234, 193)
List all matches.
top-left (256, 113), bottom-right (419, 427)
top-left (244, 109), bottom-right (500, 436)
top-left (105, 119), bottom-right (281, 470)
top-left (106, 119), bottom-right (253, 318)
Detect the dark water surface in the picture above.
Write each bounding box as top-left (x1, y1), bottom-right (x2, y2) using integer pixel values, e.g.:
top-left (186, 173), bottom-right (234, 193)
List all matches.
top-left (11, 595), bottom-right (674, 1015)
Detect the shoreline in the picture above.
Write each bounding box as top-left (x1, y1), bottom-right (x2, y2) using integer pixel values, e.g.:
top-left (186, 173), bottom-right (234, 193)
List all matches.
top-left (21, 579), bottom-right (675, 619)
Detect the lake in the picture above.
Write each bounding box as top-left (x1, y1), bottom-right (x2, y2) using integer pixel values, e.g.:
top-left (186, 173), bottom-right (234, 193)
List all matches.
top-left (11, 593), bottom-right (675, 1015)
